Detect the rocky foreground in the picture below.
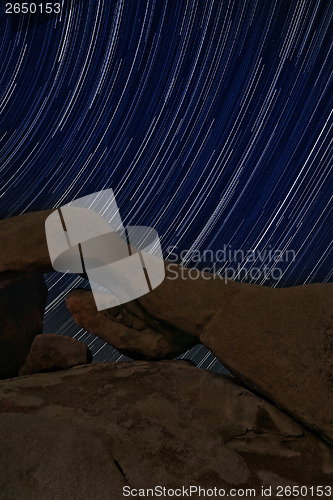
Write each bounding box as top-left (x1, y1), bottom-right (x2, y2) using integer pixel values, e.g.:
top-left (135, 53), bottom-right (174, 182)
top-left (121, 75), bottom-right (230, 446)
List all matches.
top-left (0, 361), bottom-right (332, 500)
top-left (0, 210), bottom-right (332, 499)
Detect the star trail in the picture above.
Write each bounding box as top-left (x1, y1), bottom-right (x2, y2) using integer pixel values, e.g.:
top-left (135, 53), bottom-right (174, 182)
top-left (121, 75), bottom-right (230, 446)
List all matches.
top-left (0, 0), bottom-right (332, 370)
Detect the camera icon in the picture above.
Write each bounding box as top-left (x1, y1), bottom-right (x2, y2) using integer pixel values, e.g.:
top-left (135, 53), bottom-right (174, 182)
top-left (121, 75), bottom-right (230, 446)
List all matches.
top-left (45, 190), bottom-right (165, 310)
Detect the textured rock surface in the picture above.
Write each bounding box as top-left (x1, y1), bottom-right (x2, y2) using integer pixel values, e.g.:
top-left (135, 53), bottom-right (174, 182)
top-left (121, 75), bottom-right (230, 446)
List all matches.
top-left (66, 286), bottom-right (198, 359)
top-left (66, 273), bottom-right (333, 444)
top-left (0, 412), bottom-right (125, 500)
top-left (1, 210), bottom-right (332, 445)
top-left (19, 333), bottom-right (92, 375)
top-left (0, 272), bottom-right (48, 379)
top-left (0, 210), bottom-right (53, 273)
top-left (0, 361), bottom-right (332, 499)
top-left (200, 282), bottom-right (333, 444)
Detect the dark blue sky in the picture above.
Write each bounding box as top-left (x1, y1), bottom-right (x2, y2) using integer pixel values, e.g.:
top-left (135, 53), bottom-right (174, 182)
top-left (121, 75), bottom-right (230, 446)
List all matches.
top-left (0, 0), bottom-right (332, 367)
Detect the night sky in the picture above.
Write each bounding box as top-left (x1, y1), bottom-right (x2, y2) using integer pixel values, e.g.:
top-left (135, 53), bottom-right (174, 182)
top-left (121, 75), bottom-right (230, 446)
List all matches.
top-left (0, 0), bottom-right (332, 371)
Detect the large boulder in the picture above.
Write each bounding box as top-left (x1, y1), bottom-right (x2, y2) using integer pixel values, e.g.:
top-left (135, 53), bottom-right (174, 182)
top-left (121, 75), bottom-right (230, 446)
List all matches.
top-left (0, 272), bottom-right (48, 379)
top-left (66, 265), bottom-right (333, 444)
top-left (200, 281), bottom-right (333, 444)
top-left (19, 333), bottom-right (92, 375)
top-left (0, 211), bottom-right (52, 379)
top-left (0, 210), bottom-right (53, 274)
top-left (0, 361), bottom-right (332, 498)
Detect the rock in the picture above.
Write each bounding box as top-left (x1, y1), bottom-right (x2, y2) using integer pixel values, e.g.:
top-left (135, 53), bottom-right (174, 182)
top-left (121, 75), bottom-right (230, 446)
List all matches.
top-left (66, 267), bottom-right (333, 444)
top-left (0, 210), bottom-right (53, 273)
top-left (0, 211), bottom-right (51, 379)
top-left (66, 287), bottom-right (198, 359)
top-left (0, 272), bottom-right (48, 379)
top-left (19, 334), bottom-right (92, 375)
top-left (0, 361), bottom-right (331, 497)
top-left (1, 210), bottom-right (332, 444)
top-left (0, 412), bottom-right (125, 500)
top-left (139, 263), bottom-right (243, 336)
top-left (200, 282), bottom-right (333, 444)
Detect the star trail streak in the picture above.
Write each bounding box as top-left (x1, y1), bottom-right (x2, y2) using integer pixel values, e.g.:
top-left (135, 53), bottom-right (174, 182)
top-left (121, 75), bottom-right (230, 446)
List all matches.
top-left (0, 0), bottom-right (332, 370)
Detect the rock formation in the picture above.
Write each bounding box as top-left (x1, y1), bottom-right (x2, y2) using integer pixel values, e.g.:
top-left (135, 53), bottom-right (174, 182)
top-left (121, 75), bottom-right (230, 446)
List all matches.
top-left (66, 265), bottom-right (333, 445)
top-left (0, 272), bottom-right (47, 379)
top-left (19, 333), bottom-right (92, 375)
top-left (0, 210), bottom-right (53, 274)
top-left (0, 211), bottom-right (52, 379)
top-left (66, 287), bottom-right (198, 360)
top-left (0, 361), bottom-right (332, 499)
top-left (200, 281), bottom-right (333, 444)
top-left (0, 209), bottom-right (332, 498)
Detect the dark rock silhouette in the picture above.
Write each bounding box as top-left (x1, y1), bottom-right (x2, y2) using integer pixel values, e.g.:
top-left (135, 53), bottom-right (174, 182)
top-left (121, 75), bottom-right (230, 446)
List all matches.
top-left (0, 272), bottom-right (47, 379)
